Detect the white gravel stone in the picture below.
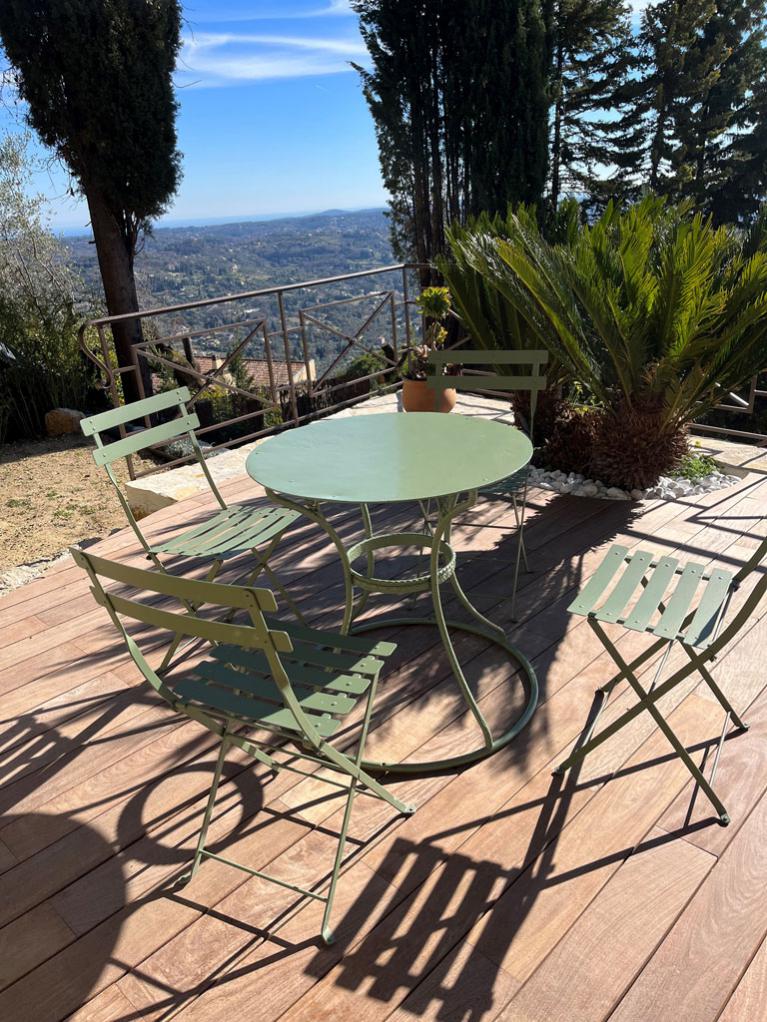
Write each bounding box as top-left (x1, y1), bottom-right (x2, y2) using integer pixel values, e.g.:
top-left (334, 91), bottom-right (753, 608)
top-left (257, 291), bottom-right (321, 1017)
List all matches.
top-left (531, 465), bottom-right (738, 503)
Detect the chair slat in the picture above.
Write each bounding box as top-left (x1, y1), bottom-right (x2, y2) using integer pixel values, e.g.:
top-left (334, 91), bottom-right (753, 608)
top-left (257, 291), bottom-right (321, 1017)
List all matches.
top-left (288, 641), bottom-right (386, 676)
top-left (428, 375), bottom-right (547, 392)
top-left (104, 591), bottom-right (292, 651)
top-left (271, 618), bottom-right (397, 658)
top-left (72, 548), bottom-right (277, 612)
top-left (654, 562), bottom-right (706, 640)
top-left (153, 507), bottom-right (254, 553)
top-left (211, 645), bottom-right (372, 695)
top-left (194, 660), bottom-right (357, 714)
top-left (684, 568), bottom-right (735, 648)
top-left (568, 545), bottom-right (629, 616)
top-left (174, 678), bottom-right (340, 737)
top-left (595, 549), bottom-right (655, 624)
top-left (429, 350), bottom-right (549, 366)
top-left (93, 413), bottom-right (200, 466)
top-left (623, 556), bottom-right (679, 632)
top-left (80, 387), bottom-right (192, 436)
top-left (481, 467), bottom-right (528, 496)
top-left (227, 509), bottom-right (301, 551)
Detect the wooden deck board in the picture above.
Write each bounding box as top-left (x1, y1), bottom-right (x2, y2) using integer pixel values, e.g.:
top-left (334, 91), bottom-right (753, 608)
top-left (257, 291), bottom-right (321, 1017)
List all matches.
top-left (0, 465), bottom-right (765, 1021)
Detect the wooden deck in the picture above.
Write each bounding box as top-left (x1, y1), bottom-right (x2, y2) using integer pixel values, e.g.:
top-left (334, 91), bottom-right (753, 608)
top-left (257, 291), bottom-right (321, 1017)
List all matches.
top-left (1, 462), bottom-right (767, 1022)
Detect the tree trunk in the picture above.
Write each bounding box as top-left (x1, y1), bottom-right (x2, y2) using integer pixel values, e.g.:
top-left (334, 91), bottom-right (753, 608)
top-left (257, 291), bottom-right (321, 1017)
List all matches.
top-left (550, 38), bottom-right (565, 215)
top-left (85, 188), bottom-right (151, 405)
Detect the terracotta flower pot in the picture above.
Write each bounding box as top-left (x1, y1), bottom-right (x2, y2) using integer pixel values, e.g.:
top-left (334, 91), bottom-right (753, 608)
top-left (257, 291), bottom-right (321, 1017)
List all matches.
top-left (402, 378), bottom-right (457, 413)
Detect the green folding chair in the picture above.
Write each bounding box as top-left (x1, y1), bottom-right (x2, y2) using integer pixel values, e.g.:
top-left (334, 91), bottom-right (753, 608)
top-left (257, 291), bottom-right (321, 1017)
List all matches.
top-left (72, 546), bottom-right (414, 944)
top-left (554, 534), bottom-right (767, 824)
top-left (427, 349), bottom-right (548, 618)
top-left (80, 387), bottom-right (303, 669)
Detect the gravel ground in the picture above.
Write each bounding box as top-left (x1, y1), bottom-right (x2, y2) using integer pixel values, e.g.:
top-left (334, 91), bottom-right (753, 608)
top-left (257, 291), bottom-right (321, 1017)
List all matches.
top-left (0, 435), bottom-right (156, 575)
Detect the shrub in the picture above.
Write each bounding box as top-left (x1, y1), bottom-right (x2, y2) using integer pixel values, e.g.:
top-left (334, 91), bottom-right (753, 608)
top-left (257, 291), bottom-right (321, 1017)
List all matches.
top-left (449, 197), bottom-right (767, 490)
top-left (0, 134), bottom-right (95, 441)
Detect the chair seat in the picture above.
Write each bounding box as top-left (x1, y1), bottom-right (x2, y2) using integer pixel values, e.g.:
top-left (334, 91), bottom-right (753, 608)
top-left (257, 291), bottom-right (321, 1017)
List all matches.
top-left (173, 619), bottom-right (398, 738)
top-left (569, 544), bottom-right (735, 648)
top-left (480, 466), bottom-right (528, 497)
top-left (151, 505), bottom-right (301, 559)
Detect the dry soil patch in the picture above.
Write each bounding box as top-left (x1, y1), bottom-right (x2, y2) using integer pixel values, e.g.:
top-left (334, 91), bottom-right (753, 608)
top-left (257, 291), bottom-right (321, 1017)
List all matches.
top-left (0, 435), bottom-right (155, 572)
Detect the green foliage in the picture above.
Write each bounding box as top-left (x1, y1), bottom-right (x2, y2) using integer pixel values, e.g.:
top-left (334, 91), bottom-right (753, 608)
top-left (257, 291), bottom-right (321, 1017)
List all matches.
top-left (352, 0), bottom-right (551, 269)
top-left (0, 1), bottom-right (183, 403)
top-left (439, 209), bottom-right (571, 388)
top-left (401, 286), bottom-right (452, 380)
top-left (673, 450), bottom-right (718, 482)
top-left (455, 197), bottom-right (767, 487)
top-left (0, 0), bottom-right (182, 241)
top-left (601, 1), bottom-right (767, 223)
top-left (547, 1), bottom-right (635, 212)
top-left (416, 286), bottom-right (451, 321)
top-left (0, 134), bottom-right (94, 442)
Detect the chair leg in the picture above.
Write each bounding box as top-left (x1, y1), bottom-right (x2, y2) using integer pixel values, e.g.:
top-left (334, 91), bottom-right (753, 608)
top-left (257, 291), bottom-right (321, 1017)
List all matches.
top-left (622, 667), bottom-right (731, 824)
top-left (320, 676), bottom-right (413, 944)
top-left (158, 558), bottom-right (225, 674)
top-left (180, 732), bottom-right (229, 885)
top-left (512, 495), bottom-right (529, 572)
top-left (320, 773), bottom-right (358, 946)
top-left (245, 537), bottom-right (307, 625)
top-left (556, 624), bottom-right (731, 824)
top-left (681, 643), bottom-right (748, 731)
top-left (509, 493), bottom-right (529, 622)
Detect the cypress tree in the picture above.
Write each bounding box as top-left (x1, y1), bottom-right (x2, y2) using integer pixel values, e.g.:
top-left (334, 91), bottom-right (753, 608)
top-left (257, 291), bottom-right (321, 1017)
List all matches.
top-left (352, 1), bottom-right (551, 276)
top-left (0, 1), bottom-right (182, 402)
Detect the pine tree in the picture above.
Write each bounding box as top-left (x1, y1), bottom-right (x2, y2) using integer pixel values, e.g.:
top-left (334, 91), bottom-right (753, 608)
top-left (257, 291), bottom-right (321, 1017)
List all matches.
top-left (547, 1), bottom-right (634, 212)
top-left (613, 0), bottom-right (767, 223)
top-left (352, 1), bottom-right (552, 277)
top-left (679, 0), bottom-right (767, 222)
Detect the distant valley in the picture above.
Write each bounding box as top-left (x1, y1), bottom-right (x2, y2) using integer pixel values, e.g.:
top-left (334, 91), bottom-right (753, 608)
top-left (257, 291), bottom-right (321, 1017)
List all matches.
top-left (65, 207), bottom-right (404, 373)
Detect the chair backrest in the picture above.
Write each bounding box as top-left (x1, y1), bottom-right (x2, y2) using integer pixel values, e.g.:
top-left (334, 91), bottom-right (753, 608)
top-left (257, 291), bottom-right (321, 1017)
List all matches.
top-left (80, 387), bottom-right (226, 554)
top-left (69, 547), bottom-right (331, 745)
top-left (427, 348), bottom-right (548, 436)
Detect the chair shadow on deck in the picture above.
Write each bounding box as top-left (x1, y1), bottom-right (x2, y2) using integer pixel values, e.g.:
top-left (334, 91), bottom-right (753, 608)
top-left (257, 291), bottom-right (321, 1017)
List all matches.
top-left (294, 704), bottom-right (728, 1022)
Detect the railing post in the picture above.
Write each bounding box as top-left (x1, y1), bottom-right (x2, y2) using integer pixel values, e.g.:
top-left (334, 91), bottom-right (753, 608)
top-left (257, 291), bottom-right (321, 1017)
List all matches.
top-left (277, 291), bottom-right (299, 424)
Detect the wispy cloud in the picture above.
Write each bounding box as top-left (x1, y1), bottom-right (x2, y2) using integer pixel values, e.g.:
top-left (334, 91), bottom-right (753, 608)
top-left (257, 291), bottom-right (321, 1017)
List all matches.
top-left (191, 1), bottom-right (355, 24)
top-left (179, 30), bottom-right (366, 86)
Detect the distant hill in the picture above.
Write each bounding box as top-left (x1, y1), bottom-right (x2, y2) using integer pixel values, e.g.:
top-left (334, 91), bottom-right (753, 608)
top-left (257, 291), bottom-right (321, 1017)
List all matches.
top-left (65, 207), bottom-right (402, 371)
top-left (66, 207), bottom-right (394, 316)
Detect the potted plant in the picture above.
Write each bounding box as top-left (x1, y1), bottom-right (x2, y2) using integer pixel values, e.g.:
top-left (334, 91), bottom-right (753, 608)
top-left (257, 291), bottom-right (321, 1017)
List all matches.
top-left (401, 286), bottom-right (458, 412)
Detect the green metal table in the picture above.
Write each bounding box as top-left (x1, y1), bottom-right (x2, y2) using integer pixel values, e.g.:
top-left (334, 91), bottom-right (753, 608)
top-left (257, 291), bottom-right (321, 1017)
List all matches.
top-left (246, 412), bottom-right (537, 774)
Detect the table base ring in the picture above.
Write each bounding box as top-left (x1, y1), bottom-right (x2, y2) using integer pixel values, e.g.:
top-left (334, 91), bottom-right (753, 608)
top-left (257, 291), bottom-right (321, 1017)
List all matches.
top-left (350, 615), bottom-right (539, 775)
top-left (347, 532), bottom-right (456, 595)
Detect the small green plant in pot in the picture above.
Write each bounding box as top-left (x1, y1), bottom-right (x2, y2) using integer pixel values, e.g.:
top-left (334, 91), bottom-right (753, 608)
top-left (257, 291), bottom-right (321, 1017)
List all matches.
top-left (401, 286), bottom-right (457, 412)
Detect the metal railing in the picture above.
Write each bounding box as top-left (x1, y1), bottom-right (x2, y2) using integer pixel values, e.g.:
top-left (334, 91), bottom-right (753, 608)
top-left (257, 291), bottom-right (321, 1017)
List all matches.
top-left (79, 264), bottom-right (424, 479)
top-left (691, 374), bottom-right (767, 446)
top-left (79, 263), bottom-right (767, 484)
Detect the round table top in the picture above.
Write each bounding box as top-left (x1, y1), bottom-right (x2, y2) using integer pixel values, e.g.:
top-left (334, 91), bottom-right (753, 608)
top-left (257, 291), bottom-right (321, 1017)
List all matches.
top-left (246, 412), bottom-right (533, 504)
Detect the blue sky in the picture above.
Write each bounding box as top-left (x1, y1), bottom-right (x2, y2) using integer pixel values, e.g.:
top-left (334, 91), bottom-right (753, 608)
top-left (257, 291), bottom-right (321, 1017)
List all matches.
top-left (1, 0), bottom-right (652, 232)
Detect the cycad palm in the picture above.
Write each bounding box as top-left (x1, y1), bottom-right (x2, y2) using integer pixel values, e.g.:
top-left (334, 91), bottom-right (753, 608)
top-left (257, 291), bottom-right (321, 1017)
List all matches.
top-left (446, 198), bottom-right (767, 488)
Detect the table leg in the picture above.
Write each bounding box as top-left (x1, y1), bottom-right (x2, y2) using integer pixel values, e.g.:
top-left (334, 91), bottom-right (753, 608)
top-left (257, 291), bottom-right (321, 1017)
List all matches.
top-left (266, 487), bottom-right (538, 774)
top-left (265, 488), bottom-right (358, 634)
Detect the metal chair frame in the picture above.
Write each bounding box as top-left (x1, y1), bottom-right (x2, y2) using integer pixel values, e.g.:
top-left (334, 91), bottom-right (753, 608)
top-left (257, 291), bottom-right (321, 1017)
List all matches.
top-left (555, 535), bottom-right (767, 824)
top-left (72, 547), bottom-right (414, 944)
top-left (80, 387), bottom-right (303, 670)
top-left (427, 349), bottom-right (548, 618)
